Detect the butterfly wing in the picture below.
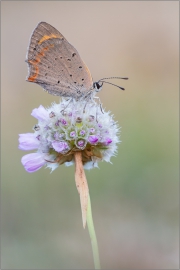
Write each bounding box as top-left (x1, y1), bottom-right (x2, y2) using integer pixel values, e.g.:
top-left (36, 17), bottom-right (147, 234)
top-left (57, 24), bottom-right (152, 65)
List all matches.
top-left (26, 22), bottom-right (66, 59)
top-left (26, 22), bottom-right (93, 99)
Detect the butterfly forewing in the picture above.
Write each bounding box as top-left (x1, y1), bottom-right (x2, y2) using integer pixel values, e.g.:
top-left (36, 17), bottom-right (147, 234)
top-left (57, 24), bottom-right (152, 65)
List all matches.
top-left (26, 22), bottom-right (93, 99)
top-left (26, 22), bottom-right (66, 59)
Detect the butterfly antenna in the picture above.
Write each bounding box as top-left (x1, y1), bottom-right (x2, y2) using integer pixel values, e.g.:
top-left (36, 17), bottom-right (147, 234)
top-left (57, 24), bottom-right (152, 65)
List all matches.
top-left (98, 80), bottom-right (125, 90)
top-left (99, 76), bottom-right (128, 81)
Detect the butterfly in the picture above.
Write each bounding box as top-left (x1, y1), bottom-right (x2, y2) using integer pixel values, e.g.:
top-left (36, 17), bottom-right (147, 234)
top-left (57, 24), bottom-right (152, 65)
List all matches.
top-left (26, 22), bottom-right (127, 100)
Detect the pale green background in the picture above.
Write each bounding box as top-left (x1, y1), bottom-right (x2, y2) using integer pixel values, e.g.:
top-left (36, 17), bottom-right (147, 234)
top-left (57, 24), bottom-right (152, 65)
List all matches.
top-left (1, 1), bottom-right (179, 269)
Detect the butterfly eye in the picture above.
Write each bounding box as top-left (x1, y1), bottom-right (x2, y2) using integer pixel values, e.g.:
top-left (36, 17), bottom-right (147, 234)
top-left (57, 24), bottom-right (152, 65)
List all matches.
top-left (93, 82), bottom-right (103, 92)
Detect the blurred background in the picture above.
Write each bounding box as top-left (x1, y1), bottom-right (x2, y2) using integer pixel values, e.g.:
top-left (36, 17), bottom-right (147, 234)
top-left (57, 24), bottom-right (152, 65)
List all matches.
top-left (1, 1), bottom-right (179, 269)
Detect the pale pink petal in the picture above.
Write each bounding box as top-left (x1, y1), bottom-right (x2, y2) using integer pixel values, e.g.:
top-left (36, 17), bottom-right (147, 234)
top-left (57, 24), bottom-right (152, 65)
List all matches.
top-left (52, 141), bottom-right (69, 153)
top-left (18, 133), bottom-right (40, 150)
top-left (88, 135), bottom-right (99, 144)
top-left (21, 153), bottom-right (46, 173)
top-left (31, 105), bottom-right (49, 121)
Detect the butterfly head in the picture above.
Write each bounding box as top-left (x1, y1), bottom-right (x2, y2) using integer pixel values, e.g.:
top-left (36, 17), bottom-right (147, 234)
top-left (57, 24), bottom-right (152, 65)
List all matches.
top-left (93, 82), bottom-right (103, 93)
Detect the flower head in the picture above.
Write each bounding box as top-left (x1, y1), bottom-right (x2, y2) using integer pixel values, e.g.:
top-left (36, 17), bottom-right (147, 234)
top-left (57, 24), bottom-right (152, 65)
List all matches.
top-left (19, 99), bottom-right (120, 173)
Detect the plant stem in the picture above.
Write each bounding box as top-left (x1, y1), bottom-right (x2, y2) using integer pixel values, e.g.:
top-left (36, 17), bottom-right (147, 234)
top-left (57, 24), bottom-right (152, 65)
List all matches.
top-left (74, 151), bottom-right (89, 228)
top-left (74, 151), bottom-right (101, 268)
top-left (87, 193), bottom-right (101, 269)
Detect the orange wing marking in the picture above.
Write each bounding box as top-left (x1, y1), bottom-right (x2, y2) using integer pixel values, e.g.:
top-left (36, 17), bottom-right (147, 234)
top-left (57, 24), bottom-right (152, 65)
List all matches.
top-left (38, 34), bottom-right (61, 44)
top-left (28, 44), bottom-right (54, 82)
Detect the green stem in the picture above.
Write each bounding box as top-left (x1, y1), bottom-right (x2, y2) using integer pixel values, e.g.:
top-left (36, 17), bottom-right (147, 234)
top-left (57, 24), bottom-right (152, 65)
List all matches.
top-left (87, 194), bottom-right (101, 269)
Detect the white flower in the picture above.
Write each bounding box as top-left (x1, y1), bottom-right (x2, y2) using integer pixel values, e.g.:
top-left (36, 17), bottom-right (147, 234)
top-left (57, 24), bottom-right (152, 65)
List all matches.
top-left (19, 99), bottom-right (120, 172)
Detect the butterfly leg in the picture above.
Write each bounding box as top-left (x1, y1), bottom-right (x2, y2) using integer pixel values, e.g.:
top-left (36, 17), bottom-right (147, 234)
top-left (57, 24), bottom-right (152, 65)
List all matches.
top-left (93, 96), bottom-right (104, 114)
top-left (60, 97), bottom-right (73, 113)
top-left (82, 94), bottom-right (92, 113)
